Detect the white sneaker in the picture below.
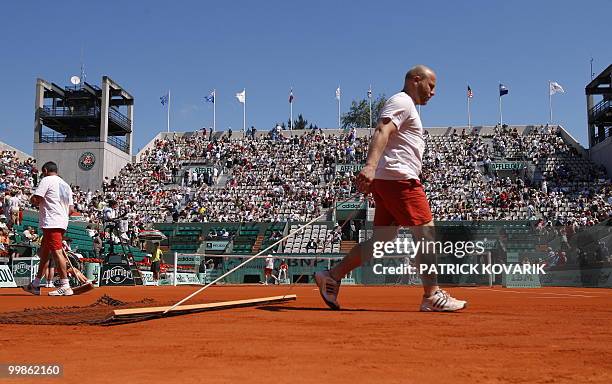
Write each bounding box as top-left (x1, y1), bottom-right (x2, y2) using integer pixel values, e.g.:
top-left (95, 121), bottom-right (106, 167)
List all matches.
top-left (48, 286), bottom-right (74, 296)
top-left (420, 289), bottom-right (467, 312)
top-left (314, 270), bottom-right (341, 310)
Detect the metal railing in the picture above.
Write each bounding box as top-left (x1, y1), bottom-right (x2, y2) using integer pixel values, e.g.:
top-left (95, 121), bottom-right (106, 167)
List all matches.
top-left (589, 99), bottom-right (611, 120)
top-left (40, 133), bottom-right (129, 154)
top-left (108, 107), bottom-right (131, 130)
top-left (108, 136), bottom-right (129, 153)
top-left (40, 106), bottom-right (98, 118)
top-left (40, 106), bottom-right (131, 131)
top-left (40, 133), bottom-right (100, 143)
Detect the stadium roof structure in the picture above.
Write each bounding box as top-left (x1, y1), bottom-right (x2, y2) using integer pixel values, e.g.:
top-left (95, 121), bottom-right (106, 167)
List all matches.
top-left (586, 64), bottom-right (612, 94)
top-left (586, 64), bottom-right (612, 148)
top-left (36, 76), bottom-right (133, 138)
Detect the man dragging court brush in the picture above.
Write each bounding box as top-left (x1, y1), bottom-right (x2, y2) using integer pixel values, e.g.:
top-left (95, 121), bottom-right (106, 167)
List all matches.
top-left (315, 65), bottom-right (467, 312)
top-left (23, 161), bottom-right (76, 296)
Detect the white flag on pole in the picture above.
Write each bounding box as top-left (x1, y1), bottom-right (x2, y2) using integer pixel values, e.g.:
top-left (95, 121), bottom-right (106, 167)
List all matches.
top-left (335, 87), bottom-right (341, 100)
top-left (549, 81), bottom-right (565, 95)
top-left (236, 90), bottom-right (246, 103)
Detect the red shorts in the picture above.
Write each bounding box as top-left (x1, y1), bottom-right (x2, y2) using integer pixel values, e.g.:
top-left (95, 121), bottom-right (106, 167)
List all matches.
top-left (41, 228), bottom-right (65, 253)
top-left (264, 268), bottom-right (273, 274)
top-left (372, 179), bottom-right (433, 226)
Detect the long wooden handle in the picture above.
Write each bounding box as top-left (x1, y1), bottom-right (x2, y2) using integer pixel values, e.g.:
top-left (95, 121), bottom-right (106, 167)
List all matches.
top-left (62, 250), bottom-right (88, 283)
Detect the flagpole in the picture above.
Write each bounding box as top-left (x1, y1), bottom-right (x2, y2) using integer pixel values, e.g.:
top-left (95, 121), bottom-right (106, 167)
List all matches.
top-left (467, 89), bottom-right (472, 130)
top-left (499, 86), bottom-right (503, 127)
top-left (213, 89), bottom-right (216, 132)
top-left (243, 88), bottom-right (246, 133)
top-left (548, 81), bottom-right (553, 124)
top-left (337, 86), bottom-right (341, 129)
top-left (290, 88), bottom-right (293, 130)
top-left (369, 85), bottom-right (372, 130)
top-left (167, 89), bottom-right (171, 133)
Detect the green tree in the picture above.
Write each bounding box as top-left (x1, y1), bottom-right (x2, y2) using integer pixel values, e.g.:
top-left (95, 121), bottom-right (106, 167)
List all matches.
top-left (285, 114), bottom-right (318, 130)
top-left (341, 95), bottom-right (387, 129)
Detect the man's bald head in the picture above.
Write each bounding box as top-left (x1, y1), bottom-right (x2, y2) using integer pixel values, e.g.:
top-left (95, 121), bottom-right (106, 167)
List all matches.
top-left (404, 65), bottom-right (436, 84)
top-left (403, 65), bottom-right (437, 105)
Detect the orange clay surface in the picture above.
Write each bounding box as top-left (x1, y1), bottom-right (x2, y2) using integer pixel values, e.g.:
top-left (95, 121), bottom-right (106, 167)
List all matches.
top-left (1, 285), bottom-right (612, 384)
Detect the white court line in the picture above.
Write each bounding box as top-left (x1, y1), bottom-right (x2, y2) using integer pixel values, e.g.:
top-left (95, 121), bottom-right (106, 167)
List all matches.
top-left (531, 296), bottom-right (596, 299)
top-left (464, 287), bottom-right (597, 298)
top-left (563, 289), bottom-right (612, 295)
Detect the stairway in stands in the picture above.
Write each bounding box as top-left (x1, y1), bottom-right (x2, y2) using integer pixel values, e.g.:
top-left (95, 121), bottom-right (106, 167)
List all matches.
top-left (251, 235), bottom-right (265, 254)
top-left (340, 240), bottom-right (357, 254)
top-left (214, 172), bottom-right (229, 190)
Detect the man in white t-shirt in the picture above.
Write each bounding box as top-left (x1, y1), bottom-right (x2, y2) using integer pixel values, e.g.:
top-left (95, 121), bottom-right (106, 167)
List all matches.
top-left (23, 161), bottom-right (76, 296)
top-left (8, 191), bottom-right (21, 228)
top-left (263, 255), bottom-right (275, 285)
top-left (315, 65), bottom-right (467, 312)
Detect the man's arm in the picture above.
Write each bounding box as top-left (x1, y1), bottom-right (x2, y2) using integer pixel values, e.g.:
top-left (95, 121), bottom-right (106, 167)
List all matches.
top-left (355, 118), bottom-right (397, 193)
top-left (30, 195), bottom-right (41, 207)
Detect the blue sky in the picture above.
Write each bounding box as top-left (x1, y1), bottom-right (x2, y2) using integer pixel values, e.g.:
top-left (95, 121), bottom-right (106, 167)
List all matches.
top-left (0, 0), bottom-right (610, 154)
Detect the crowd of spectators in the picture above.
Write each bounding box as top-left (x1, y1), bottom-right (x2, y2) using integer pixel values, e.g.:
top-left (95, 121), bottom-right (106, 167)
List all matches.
top-left (0, 125), bottom-right (610, 246)
top-left (422, 125), bottom-right (611, 227)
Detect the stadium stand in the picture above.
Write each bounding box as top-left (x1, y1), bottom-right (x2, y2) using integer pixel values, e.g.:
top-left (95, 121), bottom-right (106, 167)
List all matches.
top-left (1, 125), bottom-right (610, 261)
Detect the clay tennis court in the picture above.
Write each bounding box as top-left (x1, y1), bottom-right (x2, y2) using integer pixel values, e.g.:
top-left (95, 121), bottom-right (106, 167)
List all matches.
top-left (1, 285), bottom-right (612, 383)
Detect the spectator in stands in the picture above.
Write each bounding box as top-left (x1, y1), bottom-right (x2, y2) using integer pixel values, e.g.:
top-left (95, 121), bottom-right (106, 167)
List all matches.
top-left (557, 251), bottom-right (567, 266)
top-left (93, 232), bottom-right (103, 259)
top-left (85, 225), bottom-right (96, 238)
top-left (0, 228), bottom-right (9, 256)
top-left (331, 230), bottom-right (342, 244)
top-left (8, 190), bottom-right (21, 228)
top-left (103, 200), bottom-right (121, 253)
top-left (151, 242), bottom-right (163, 285)
top-left (119, 216), bottom-right (130, 242)
top-left (306, 239), bottom-right (317, 252)
top-left (0, 215), bottom-right (7, 231)
top-left (23, 226), bottom-right (38, 243)
top-left (278, 259), bottom-right (288, 282)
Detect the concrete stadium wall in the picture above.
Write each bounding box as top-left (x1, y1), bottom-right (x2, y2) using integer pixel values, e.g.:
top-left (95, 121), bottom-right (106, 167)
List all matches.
top-left (589, 136), bottom-right (612, 176)
top-left (557, 125), bottom-right (588, 158)
top-left (34, 141), bottom-right (130, 191)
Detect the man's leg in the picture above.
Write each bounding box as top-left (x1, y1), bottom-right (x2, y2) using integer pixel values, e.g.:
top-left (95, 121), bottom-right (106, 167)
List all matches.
top-left (329, 227), bottom-right (398, 281)
top-left (329, 184), bottom-right (397, 280)
top-left (315, 185), bottom-right (397, 309)
top-left (48, 230), bottom-right (72, 296)
top-left (46, 265), bottom-right (55, 287)
top-left (382, 181), bottom-right (466, 310)
top-left (410, 220), bottom-right (439, 297)
top-left (401, 218), bottom-right (466, 311)
top-left (35, 249), bottom-right (50, 281)
top-left (23, 240), bottom-right (50, 295)
top-left (52, 249), bottom-right (68, 280)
